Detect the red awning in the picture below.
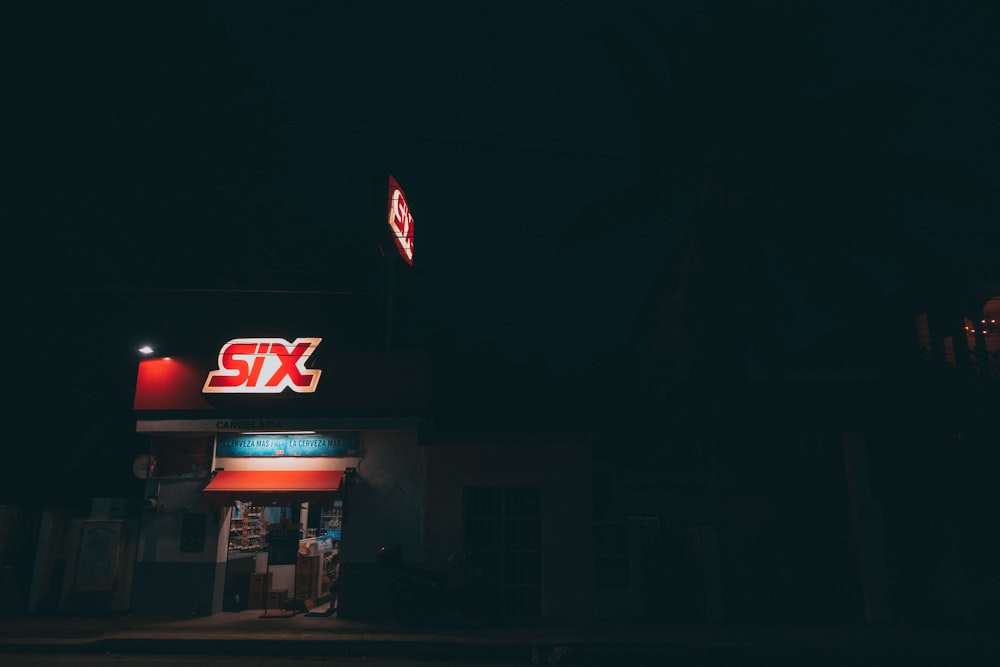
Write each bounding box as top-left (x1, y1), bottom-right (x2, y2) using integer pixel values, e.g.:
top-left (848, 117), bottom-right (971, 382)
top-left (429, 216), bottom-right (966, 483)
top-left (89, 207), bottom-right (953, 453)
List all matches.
top-left (201, 470), bottom-right (344, 507)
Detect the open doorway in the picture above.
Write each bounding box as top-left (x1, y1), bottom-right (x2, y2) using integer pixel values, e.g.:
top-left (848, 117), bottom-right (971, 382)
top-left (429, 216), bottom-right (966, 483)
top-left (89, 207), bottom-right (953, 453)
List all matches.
top-left (221, 499), bottom-right (342, 613)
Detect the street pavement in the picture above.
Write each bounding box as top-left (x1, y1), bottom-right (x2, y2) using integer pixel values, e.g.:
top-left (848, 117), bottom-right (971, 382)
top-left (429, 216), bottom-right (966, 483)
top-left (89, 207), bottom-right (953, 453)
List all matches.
top-left (0, 609), bottom-right (997, 664)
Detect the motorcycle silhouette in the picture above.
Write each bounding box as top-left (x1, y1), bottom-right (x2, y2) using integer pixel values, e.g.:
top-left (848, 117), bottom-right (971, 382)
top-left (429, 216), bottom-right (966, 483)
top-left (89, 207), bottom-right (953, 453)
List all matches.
top-left (377, 544), bottom-right (505, 627)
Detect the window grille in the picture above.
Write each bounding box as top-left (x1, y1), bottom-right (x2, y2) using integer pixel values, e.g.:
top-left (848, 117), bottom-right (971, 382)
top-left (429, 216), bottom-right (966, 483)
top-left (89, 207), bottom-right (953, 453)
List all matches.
top-left (462, 486), bottom-right (541, 620)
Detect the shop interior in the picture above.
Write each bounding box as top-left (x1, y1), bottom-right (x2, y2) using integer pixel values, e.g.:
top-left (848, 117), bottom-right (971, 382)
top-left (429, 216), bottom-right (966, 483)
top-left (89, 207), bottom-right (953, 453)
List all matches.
top-left (222, 498), bottom-right (341, 615)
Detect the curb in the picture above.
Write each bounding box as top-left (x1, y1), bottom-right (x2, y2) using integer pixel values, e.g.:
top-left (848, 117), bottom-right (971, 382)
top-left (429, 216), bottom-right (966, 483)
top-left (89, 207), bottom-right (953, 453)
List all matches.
top-left (2, 636), bottom-right (997, 665)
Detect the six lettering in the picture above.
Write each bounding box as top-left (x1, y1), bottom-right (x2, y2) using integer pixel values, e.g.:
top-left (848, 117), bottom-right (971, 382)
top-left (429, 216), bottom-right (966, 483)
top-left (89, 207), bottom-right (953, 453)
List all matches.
top-left (203, 337), bottom-right (322, 394)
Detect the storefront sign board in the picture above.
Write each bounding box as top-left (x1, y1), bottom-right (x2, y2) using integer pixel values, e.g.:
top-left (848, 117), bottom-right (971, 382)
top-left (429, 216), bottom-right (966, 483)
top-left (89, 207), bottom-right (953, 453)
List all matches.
top-left (216, 432), bottom-right (361, 457)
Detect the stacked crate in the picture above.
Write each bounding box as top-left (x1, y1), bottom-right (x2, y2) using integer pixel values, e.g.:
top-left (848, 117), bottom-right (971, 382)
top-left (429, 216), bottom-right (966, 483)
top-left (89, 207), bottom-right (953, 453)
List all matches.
top-left (247, 572), bottom-right (272, 609)
top-left (266, 588), bottom-right (287, 609)
top-left (295, 554), bottom-right (321, 601)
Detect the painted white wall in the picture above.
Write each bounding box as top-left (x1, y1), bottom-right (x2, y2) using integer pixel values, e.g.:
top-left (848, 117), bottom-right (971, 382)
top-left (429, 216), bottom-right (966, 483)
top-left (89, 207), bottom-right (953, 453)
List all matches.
top-left (138, 479), bottom-right (222, 564)
top-left (213, 456), bottom-right (360, 472)
top-left (268, 563), bottom-right (295, 594)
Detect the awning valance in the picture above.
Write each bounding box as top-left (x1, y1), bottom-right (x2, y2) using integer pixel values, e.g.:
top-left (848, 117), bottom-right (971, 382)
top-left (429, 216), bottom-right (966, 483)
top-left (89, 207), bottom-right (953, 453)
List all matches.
top-left (201, 470), bottom-right (344, 507)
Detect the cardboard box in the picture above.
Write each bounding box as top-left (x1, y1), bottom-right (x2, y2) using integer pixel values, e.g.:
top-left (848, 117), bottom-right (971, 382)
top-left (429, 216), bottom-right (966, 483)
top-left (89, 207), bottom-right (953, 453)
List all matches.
top-left (295, 585), bottom-right (317, 598)
top-left (248, 592), bottom-right (264, 609)
top-left (249, 572), bottom-right (272, 592)
top-left (266, 589), bottom-right (287, 608)
top-left (297, 555), bottom-right (320, 574)
top-left (296, 571), bottom-right (319, 587)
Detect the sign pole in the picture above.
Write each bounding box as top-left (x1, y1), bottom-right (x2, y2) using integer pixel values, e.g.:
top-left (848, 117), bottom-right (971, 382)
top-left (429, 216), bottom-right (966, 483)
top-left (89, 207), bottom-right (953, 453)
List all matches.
top-left (384, 255), bottom-right (395, 350)
top-left (259, 546), bottom-right (272, 618)
top-left (373, 173), bottom-right (413, 352)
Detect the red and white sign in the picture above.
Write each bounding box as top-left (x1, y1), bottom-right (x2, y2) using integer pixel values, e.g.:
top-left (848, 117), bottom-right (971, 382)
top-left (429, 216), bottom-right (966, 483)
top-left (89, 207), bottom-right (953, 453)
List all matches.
top-left (387, 175), bottom-right (414, 265)
top-left (203, 337), bottom-right (323, 394)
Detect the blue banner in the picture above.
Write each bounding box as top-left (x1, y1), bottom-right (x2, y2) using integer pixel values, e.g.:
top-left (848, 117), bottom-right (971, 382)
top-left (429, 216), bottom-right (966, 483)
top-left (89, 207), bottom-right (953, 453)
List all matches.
top-left (216, 432), bottom-right (360, 458)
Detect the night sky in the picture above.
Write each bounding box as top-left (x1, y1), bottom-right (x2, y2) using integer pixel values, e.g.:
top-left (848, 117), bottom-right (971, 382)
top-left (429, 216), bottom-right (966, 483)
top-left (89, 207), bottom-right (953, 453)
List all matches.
top-left (2, 1), bottom-right (998, 508)
top-left (6, 1), bottom-right (996, 364)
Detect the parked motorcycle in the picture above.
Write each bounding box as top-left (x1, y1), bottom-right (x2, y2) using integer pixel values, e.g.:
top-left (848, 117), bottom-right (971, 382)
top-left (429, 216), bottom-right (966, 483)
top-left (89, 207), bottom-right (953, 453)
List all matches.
top-left (377, 544), bottom-right (505, 627)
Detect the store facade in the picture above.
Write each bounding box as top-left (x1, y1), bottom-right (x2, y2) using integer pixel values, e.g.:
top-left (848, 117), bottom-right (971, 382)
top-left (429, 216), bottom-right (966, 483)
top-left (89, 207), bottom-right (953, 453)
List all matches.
top-left (131, 336), bottom-right (594, 621)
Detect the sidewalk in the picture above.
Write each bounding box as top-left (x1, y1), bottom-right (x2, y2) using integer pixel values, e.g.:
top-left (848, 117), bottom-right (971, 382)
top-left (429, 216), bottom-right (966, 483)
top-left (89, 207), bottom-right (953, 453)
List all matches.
top-left (0, 609), bottom-right (996, 663)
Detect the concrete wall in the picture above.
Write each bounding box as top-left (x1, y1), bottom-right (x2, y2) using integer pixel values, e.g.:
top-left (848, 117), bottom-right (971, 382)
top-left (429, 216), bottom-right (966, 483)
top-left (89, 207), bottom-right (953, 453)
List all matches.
top-left (138, 479), bottom-right (218, 561)
top-left (59, 518), bottom-right (141, 615)
top-left (130, 561), bottom-right (224, 616)
top-left (28, 510), bottom-right (75, 613)
top-left (337, 430), bottom-right (423, 619)
top-left (132, 477), bottom-right (226, 615)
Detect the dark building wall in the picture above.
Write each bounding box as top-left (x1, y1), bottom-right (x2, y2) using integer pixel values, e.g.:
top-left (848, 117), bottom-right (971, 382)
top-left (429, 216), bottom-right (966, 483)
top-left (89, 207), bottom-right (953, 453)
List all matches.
top-left (423, 440), bottom-right (593, 620)
top-left (131, 562), bottom-right (224, 616)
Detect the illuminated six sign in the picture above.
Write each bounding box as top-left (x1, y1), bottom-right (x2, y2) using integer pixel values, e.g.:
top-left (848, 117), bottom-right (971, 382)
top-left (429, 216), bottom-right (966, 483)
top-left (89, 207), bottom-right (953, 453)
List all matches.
top-left (387, 175), bottom-right (414, 265)
top-left (203, 337), bottom-right (322, 394)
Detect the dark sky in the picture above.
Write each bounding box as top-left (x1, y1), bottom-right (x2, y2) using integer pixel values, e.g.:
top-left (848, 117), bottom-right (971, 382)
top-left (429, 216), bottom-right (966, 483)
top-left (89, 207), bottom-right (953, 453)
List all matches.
top-left (4, 0), bottom-right (998, 375)
top-left (197, 0), bottom-right (649, 369)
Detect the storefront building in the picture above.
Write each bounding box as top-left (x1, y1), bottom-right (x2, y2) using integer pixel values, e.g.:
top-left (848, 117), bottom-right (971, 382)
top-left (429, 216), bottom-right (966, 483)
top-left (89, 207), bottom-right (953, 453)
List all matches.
top-left (131, 336), bottom-right (594, 621)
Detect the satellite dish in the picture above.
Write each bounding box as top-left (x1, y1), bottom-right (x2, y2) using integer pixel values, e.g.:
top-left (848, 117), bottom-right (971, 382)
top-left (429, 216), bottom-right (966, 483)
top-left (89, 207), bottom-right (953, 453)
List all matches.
top-left (133, 454), bottom-right (152, 479)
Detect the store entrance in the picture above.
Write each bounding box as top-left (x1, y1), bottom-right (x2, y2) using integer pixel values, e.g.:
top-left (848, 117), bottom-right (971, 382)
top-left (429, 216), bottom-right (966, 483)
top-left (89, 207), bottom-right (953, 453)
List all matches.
top-left (222, 498), bottom-right (342, 614)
